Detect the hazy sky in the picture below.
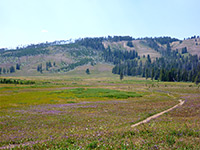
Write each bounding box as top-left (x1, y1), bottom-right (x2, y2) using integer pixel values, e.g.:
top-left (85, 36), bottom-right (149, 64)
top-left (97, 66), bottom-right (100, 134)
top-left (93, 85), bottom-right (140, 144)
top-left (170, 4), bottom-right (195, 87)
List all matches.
top-left (1, 0), bottom-right (200, 48)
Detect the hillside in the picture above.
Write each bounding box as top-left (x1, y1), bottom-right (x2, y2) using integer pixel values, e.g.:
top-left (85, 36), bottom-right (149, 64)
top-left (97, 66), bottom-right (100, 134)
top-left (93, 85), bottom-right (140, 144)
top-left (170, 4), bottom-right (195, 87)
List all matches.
top-left (171, 38), bottom-right (200, 57)
top-left (103, 40), bottom-right (161, 60)
top-left (0, 36), bottom-right (200, 83)
top-left (0, 43), bottom-right (102, 76)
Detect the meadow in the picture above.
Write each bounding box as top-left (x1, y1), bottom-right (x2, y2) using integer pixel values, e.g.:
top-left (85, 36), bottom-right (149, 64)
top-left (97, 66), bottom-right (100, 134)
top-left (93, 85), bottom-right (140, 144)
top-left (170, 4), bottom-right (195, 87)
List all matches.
top-left (0, 71), bottom-right (200, 149)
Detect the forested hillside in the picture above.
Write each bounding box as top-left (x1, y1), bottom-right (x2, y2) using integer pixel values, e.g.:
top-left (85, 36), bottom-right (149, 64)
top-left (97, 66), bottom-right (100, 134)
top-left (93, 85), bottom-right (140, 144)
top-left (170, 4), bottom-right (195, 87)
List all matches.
top-left (0, 36), bottom-right (200, 83)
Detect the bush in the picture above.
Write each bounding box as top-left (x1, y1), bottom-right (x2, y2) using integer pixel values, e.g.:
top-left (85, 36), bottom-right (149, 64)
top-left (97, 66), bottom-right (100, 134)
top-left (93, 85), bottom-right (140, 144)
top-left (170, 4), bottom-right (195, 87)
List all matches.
top-left (0, 78), bottom-right (35, 85)
top-left (87, 141), bottom-right (98, 149)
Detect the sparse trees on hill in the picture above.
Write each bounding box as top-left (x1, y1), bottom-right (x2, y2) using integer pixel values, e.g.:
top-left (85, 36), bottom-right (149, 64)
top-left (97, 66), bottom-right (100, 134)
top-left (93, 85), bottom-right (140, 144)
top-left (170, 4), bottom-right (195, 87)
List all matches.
top-left (46, 61), bottom-right (52, 71)
top-left (16, 63), bottom-right (21, 70)
top-left (3, 68), bottom-right (6, 74)
top-left (86, 68), bottom-right (90, 74)
top-left (58, 58), bottom-right (94, 72)
top-left (37, 64), bottom-right (43, 73)
top-left (9, 66), bottom-right (15, 73)
top-left (127, 41), bottom-right (134, 47)
top-left (0, 64), bottom-right (21, 75)
top-left (181, 47), bottom-right (188, 54)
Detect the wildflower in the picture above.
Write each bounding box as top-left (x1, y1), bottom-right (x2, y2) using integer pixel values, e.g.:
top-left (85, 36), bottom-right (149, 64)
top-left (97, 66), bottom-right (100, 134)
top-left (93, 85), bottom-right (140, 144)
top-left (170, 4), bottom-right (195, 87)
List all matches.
top-left (153, 145), bottom-right (159, 149)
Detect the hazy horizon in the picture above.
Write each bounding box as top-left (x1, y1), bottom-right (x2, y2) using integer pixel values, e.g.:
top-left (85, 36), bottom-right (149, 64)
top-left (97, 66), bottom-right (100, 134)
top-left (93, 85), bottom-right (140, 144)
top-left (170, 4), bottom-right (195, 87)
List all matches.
top-left (1, 0), bottom-right (200, 49)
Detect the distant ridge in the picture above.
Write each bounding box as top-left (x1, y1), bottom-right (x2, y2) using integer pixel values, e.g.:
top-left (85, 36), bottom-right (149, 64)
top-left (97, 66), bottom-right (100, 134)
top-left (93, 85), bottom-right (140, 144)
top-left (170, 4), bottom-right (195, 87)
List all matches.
top-left (0, 36), bottom-right (200, 84)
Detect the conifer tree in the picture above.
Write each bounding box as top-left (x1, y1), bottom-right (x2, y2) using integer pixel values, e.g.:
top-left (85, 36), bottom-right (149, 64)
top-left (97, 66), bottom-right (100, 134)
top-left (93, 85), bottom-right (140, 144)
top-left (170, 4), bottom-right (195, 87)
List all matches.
top-left (195, 72), bottom-right (200, 85)
top-left (16, 63), bottom-right (21, 70)
top-left (145, 69), bottom-right (149, 80)
top-left (3, 68), bottom-right (6, 74)
top-left (37, 64), bottom-right (43, 73)
top-left (151, 68), bottom-right (155, 81)
top-left (86, 68), bottom-right (90, 74)
top-left (10, 66), bottom-right (15, 73)
top-left (120, 71), bottom-right (124, 80)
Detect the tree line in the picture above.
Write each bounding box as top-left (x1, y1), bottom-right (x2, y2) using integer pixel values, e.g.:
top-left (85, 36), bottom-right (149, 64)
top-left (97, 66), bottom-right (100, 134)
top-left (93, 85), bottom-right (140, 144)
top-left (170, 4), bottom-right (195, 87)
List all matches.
top-left (0, 63), bottom-right (21, 75)
top-left (102, 46), bottom-right (139, 65)
top-left (112, 44), bottom-right (200, 84)
top-left (37, 61), bottom-right (56, 73)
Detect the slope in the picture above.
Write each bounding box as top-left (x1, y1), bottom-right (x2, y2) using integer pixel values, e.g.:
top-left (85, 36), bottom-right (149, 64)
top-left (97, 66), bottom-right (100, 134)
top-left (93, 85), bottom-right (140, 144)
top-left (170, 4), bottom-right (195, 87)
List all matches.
top-left (171, 37), bottom-right (200, 57)
top-left (1, 36), bottom-right (200, 77)
top-left (103, 40), bottom-right (161, 60)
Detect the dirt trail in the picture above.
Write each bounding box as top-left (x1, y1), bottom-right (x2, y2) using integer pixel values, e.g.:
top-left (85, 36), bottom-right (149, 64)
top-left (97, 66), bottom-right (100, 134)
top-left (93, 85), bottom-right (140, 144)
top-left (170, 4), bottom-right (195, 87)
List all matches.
top-left (131, 100), bottom-right (185, 128)
top-left (0, 100), bottom-right (185, 149)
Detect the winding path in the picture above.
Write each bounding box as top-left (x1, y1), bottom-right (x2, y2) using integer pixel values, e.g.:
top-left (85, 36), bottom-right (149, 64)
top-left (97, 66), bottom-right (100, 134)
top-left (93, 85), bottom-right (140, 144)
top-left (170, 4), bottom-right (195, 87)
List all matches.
top-left (131, 100), bottom-right (185, 128)
top-left (0, 100), bottom-right (185, 149)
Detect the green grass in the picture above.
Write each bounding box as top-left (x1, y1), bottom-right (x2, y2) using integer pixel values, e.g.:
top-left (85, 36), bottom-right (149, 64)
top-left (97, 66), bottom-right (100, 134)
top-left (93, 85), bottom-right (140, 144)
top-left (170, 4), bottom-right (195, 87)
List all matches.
top-left (0, 87), bottom-right (142, 109)
top-left (52, 88), bottom-right (142, 99)
top-left (0, 74), bottom-right (199, 149)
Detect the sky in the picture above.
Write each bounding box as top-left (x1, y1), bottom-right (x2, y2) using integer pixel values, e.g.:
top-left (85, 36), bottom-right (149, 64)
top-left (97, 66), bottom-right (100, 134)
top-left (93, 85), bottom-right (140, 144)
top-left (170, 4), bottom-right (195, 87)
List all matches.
top-left (0, 0), bottom-right (200, 49)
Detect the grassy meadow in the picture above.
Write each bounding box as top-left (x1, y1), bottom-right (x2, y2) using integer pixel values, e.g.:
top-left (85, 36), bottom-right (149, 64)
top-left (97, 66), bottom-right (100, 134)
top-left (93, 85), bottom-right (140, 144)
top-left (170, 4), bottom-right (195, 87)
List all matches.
top-left (0, 66), bottom-right (200, 149)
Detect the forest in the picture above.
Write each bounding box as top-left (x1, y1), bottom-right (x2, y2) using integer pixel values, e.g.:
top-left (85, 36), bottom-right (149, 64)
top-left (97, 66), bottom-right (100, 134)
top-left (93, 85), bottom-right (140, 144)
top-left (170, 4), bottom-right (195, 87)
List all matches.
top-left (0, 36), bottom-right (200, 84)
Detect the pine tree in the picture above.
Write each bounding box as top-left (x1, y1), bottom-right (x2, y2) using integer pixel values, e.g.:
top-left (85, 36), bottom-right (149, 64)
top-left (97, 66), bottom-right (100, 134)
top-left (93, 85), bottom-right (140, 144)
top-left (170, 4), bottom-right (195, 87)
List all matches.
top-left (182, 70), bottom-right (188, 81)
top-left (3, 68), bottom-right (6, 74)
top-left (166, 43), bottom-right (171, 55)
top-left (16, 63), bottom-right (21, 70)
top-left (147, 54), bottom-right (151, 63)
top-left (120, 71), bottom-right (124, 80)
top-left (86, 68), bottom-right (90, 74)
top-left (127, 41), bottom-right (134, 47)
top-left (159, 69), bottom-right (165, 81)
top-left (10, 66), bottom-right (15, 73)
top-left (181, 47), bottom-right (188, 54)
top-left (46, 62), bottom-right (49, 71)
top-left (151, 68), bottom-right (155, 81)
top-left (48, 61), bottom-right (52, 67)
top-left (194, 72), bottom-right (200, 85)
top-left (40, 64), bottom-right (43, 73)
top-left (177, 69), bottom-right (181, 82)
top-left (37, 64), bottom-right (43, 73)
top-left (145, 68), bottom-right (149, 80)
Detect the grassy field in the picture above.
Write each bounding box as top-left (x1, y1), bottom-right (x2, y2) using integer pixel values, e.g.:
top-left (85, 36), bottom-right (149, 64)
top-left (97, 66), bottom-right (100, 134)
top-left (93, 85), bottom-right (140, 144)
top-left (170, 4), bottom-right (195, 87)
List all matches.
top-left (0, 71), bottom-right (200, 149)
